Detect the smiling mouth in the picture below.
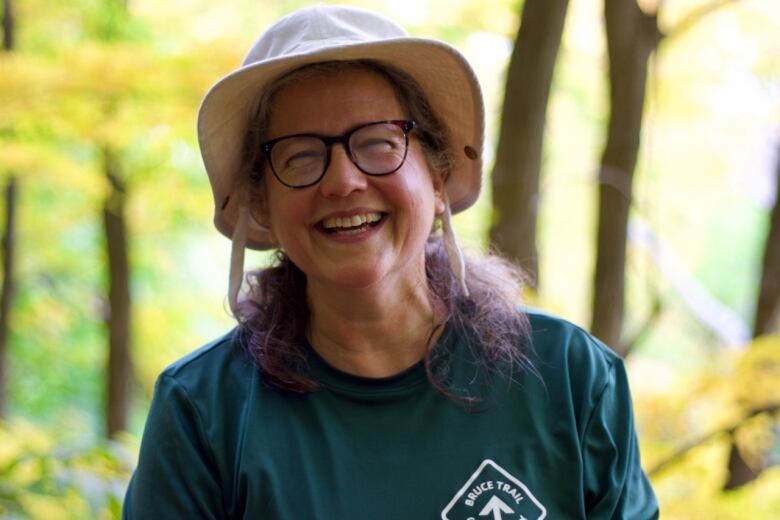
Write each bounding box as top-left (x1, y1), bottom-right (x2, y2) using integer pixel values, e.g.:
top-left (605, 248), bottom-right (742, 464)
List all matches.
top-left (319, 212), bottom-right (385, 236)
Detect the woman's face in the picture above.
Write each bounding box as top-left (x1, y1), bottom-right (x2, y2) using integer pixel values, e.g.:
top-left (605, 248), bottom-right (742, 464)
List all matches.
top-left (262, 69), bottom-right (445, 293)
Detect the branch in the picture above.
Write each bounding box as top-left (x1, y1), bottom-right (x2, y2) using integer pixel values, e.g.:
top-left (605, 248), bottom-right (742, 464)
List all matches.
top-left (647, 402), bottom-right (780, 477)
top-left (665, 0), bottom-right (743, 42)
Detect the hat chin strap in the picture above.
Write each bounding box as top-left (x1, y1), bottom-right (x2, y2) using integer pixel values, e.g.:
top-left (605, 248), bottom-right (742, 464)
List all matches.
top-left (228, 206), bottom-right (249, 316)
top-left (441, 191), bottom-right (469, 297)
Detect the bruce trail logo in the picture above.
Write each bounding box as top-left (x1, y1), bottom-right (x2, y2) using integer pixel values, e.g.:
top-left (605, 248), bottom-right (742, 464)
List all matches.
top-left (441, 459), bottom-right (547, 520)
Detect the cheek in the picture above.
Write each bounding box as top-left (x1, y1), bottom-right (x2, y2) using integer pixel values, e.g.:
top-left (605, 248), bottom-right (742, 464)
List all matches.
top-left (267, 196), bottom-right (297, 234)
top-left (399, 158), bottom-right (440, 217)
top-left (385, 174), bottom-right (438, 239)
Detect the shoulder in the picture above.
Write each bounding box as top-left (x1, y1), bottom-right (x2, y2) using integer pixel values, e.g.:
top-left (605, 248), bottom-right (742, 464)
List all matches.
top-left (142, 329), bottom-right (259, 465)
top-left (161, 329), bottom-right (244, 377)
top-left (521, 308), bottom-right (626, 424)
top-left (525, 307), bottom-right (621, 378)
top-left (155, 329), bottom-right (256, 403)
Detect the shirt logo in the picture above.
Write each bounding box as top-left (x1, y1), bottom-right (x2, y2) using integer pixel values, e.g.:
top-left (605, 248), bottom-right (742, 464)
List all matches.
top-left (441, 459), bottom-right (547, 520)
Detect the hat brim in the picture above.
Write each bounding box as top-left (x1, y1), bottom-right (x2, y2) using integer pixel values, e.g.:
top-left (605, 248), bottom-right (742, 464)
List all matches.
top-left (198, 37), bottom-right (484, 250)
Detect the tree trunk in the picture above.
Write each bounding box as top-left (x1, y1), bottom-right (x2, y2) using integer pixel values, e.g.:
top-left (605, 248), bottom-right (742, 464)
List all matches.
top-left (103, 147), bottom-right (132, 438)
top-left (590, 0), bottom-right (660, 353)
top-left (489, 0), bottom-right (570, 287)
top-left (0, 0), bottom-right (14, 418)
top-left (752, 146), bottom-right (780, 337)
top-left (724, 140), bottom-right (780, 490)
top-left (2, 0), bottom-right (13, 52)
top-left (0, 178), bottom-right (17, 418)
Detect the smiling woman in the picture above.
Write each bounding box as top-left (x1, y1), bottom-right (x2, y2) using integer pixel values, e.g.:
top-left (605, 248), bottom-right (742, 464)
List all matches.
top-left (123, 4), bottom-right (659, 519)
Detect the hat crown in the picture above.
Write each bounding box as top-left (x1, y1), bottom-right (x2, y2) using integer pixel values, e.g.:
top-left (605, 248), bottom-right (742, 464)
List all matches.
top-left (242, 5), bottom-right (408, 67)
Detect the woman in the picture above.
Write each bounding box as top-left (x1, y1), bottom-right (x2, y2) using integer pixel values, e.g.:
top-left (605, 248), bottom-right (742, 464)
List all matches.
top-left (124, 5), bottom-right (658, 519)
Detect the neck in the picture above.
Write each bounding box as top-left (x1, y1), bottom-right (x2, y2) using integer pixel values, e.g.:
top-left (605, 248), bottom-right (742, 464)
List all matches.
top-left (306, 269), bottom-right (442, 378)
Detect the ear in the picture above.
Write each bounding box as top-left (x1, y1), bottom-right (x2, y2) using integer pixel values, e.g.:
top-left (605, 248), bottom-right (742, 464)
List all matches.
top-left (432, 172), bottom-right (446, 215)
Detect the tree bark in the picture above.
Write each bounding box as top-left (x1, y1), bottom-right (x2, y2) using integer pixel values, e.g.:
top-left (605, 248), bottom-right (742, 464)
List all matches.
top-left (0, 178), bottom-right (17, 418)
top-left (103, 147), bottom-right (132, 438)
top-left (752, 146), bottom-right (780, 337)
top-left (489, 0), bottom-right (570, 287)
top-left (724, 141), bottom-right (780, 490)
top-left (2, 0), bottom-right (13, 52)
top-left (0, 0), bottom-right (14, 419)
top-left (590, 0), bottom-right (660, 352)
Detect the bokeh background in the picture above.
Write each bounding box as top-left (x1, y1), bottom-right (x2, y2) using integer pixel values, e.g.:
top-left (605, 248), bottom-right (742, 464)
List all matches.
top-left (0, 0), bottom-right (779, 517)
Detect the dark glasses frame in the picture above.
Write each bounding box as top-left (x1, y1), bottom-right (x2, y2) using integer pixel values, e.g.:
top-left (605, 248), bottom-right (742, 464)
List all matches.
top-left (260, 120), bottom-right (417, 188)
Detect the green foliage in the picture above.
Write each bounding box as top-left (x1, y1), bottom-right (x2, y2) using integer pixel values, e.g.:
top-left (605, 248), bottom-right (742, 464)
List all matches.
top-left (0, 421), bottom-right (134, 519)
top-left (0, 0), bottom-right (240, 427)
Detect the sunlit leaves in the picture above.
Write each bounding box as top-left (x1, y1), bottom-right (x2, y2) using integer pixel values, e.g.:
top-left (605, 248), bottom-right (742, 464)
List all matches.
top-left (637, 335), bottom-right (780, 516)
top-left (0, 421), bottom-right (133, 519)
top-left (735, 335), bottom-right (780, 408)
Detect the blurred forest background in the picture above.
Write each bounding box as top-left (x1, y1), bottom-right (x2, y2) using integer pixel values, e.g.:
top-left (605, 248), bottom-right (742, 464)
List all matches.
top-left (0, 0), bottom-right (779, 517)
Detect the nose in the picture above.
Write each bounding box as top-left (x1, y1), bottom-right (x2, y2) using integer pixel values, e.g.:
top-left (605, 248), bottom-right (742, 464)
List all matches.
top-left (318, 143), bottom-right (368, 198)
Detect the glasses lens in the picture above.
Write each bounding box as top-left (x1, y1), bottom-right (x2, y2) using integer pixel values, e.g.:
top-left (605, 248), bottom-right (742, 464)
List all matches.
top-left (270, 136), bottom-right (327, 187)
top-left (349, 123), bottom-right (408, 175)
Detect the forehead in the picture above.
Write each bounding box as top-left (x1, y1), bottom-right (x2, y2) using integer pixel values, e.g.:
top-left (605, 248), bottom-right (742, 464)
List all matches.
top-left (266, 68), bottom-right (405, 137)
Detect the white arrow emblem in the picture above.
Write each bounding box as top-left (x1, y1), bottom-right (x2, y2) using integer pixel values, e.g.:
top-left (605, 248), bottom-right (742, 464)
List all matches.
top-left (479, 495), bottom-right (514, 520)
top-left (441, 459), bottom-right (547, 520)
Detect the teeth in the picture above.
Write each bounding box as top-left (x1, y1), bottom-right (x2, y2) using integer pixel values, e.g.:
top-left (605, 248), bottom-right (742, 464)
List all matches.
top-left (322, 212), bottom-right (382, 230)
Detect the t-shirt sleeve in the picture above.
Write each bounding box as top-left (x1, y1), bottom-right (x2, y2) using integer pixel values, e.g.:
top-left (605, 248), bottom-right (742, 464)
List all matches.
top-left (123, 373), bottom-right (224, 519)
top-left (582, 358), bottom-right (659, 519)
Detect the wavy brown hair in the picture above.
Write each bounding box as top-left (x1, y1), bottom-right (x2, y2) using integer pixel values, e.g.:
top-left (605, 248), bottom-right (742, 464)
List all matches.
top-left (235, 60), bottom-right (532, 399)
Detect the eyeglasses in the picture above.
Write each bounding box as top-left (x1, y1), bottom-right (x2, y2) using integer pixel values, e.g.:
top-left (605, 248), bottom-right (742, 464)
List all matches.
top-left (260, 120), bottom-right (416, 188)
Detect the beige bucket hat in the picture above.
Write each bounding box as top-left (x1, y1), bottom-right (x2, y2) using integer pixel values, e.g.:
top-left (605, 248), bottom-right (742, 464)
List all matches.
top-left (196, 4), bottom-right (484, 310)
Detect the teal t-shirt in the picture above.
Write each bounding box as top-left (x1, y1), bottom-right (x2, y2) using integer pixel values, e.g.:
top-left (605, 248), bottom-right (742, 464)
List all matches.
top-left (123, 310), bottom-right (658, 519)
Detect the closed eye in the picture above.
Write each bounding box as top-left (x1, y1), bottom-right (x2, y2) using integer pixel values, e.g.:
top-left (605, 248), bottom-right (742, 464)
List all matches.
top-left (284, 149), bottom-right (323, 169)
top-left (353, 137), bottom-right (403, 155)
